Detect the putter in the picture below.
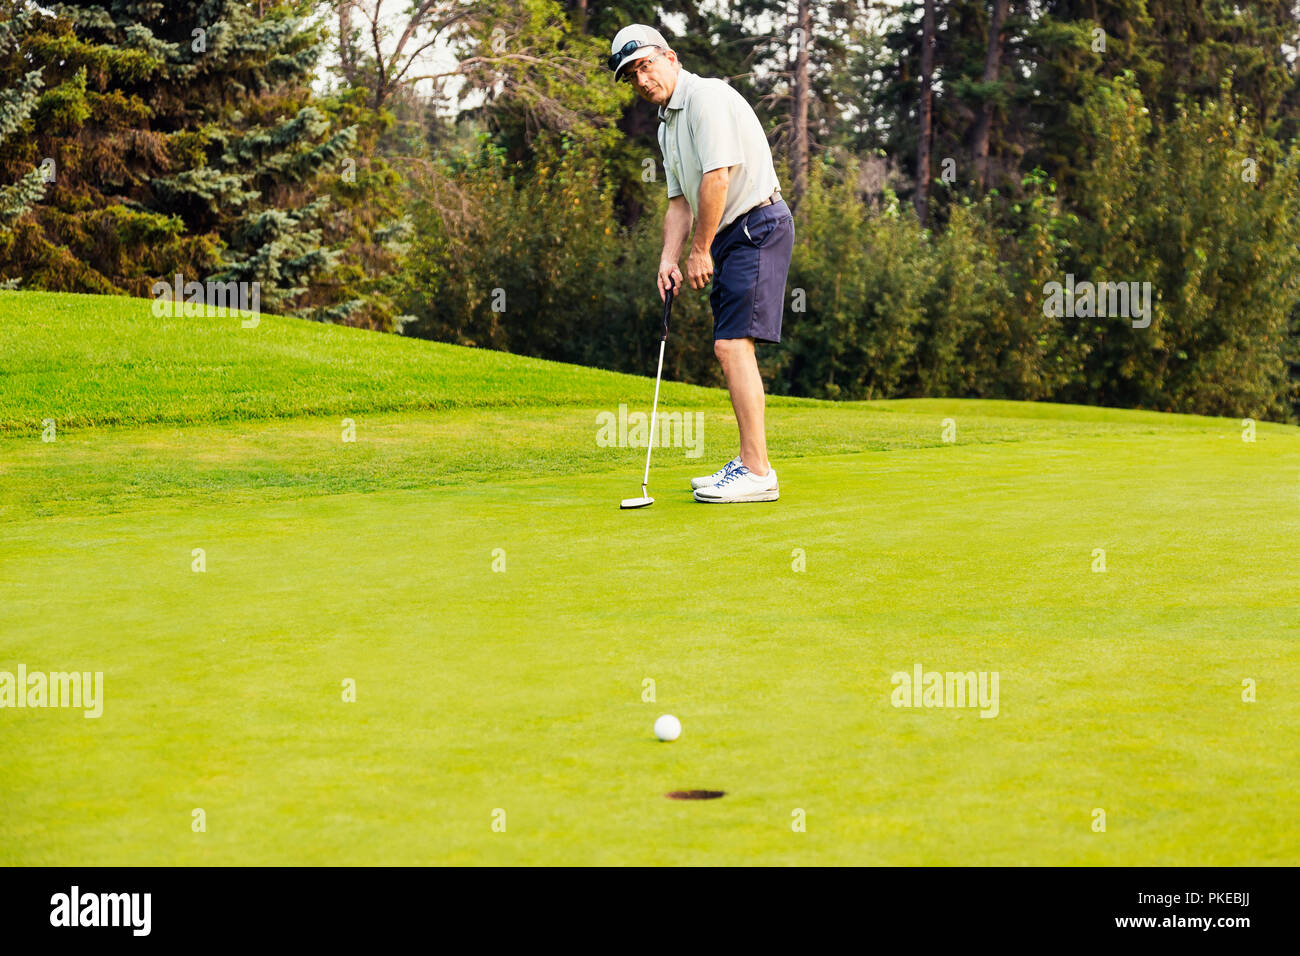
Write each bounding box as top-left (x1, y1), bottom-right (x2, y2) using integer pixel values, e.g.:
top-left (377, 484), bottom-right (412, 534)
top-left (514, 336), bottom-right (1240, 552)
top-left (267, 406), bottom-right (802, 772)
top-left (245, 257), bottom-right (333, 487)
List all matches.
top-left (620, 284), bottom-right (675, 509)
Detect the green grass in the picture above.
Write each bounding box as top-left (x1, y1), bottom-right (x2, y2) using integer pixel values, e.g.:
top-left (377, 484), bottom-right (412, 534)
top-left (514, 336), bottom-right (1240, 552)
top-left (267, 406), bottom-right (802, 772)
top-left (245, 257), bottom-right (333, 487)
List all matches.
top-left (2, 290), bottom-right (1298, 865)
top-left (0, 290), bottom-right (742, 432)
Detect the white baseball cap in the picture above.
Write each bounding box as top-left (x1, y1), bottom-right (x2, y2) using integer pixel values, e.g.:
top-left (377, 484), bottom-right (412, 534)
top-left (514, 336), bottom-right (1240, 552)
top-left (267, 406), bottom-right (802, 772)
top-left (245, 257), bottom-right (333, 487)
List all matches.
top-left (609, 24), bottom-right (671, 80)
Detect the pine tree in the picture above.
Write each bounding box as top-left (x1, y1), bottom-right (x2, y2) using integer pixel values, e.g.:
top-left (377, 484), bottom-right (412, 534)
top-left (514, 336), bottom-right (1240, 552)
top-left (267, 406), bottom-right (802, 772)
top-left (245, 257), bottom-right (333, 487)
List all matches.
top-left (298, 80), bottom-right (417, 331)
top-left (0, 67), bottom-right (46, 232)
top-left (0, 9), bottom-right (47, 252)
top-left (0, 2), bottom-right (372, 318)
top-left (0, 4), bottom-right (204, 292)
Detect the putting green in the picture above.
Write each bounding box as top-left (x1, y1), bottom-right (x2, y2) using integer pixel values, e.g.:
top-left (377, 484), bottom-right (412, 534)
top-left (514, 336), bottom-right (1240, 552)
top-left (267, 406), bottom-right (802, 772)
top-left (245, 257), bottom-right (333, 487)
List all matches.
top-left (2, 292), bottom-right (1297, 865)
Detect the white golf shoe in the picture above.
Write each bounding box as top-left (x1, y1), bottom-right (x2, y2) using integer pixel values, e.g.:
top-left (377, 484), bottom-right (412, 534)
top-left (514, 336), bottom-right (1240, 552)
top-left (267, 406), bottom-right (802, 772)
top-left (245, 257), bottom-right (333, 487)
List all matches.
top-left (690, 455), bottom-right (742, 491)
top-left (693, 464), bottom-right (779, 503)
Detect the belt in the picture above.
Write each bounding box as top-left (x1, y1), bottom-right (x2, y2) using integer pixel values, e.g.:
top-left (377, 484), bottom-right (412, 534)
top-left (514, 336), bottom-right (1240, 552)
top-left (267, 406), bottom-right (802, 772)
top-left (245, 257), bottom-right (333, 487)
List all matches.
top-left (717, 191), bottom-right (784, 247)
top-left (748, 189), bottom-right (781, 214)
top-left (739, 190), bottom-right (783, 244)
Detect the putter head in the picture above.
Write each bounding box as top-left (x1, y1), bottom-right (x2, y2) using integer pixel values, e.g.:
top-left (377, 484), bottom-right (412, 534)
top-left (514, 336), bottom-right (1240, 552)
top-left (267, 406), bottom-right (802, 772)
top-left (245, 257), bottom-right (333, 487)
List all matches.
top-left (620, 496), bottom-right (654, 509)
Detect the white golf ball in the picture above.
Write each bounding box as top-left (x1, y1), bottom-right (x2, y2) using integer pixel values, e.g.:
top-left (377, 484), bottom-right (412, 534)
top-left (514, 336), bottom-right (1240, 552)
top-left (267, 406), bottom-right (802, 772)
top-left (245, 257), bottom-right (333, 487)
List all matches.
top-left (654, 714), bottom-right (681, 742)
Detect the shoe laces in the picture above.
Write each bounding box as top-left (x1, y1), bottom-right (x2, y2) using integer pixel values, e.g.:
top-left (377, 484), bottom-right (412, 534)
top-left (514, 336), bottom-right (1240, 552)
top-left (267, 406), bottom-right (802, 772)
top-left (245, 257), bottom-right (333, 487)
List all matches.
top-left (716, 465), bottom-right (750, 487)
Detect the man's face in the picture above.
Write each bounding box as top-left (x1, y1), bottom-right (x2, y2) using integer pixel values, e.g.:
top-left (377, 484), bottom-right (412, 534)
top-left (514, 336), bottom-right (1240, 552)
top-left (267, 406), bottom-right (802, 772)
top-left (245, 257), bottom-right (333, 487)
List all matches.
top-left (623, 48), bottom-right (677, 106)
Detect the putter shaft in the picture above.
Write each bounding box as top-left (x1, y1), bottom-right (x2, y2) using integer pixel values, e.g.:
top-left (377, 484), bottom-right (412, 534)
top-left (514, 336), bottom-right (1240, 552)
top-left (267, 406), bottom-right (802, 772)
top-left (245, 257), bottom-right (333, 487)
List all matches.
top-left (624, 287), bottom-right (673, 509)
top-left (640, 336), bottom-right (667, 492)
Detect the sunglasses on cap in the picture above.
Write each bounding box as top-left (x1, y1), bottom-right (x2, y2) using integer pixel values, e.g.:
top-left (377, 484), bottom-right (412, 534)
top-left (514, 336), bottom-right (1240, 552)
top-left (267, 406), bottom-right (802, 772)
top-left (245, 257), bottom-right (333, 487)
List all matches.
top-left (608, 40), bottom-right (659, 73)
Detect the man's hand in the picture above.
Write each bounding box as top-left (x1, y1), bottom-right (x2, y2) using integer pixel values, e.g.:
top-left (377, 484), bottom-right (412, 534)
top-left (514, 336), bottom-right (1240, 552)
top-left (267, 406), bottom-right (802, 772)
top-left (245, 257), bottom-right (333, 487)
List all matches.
top-left (686, 248), bottom-right (714, 290)
top-left (658, 262), bottom-right (683, 300)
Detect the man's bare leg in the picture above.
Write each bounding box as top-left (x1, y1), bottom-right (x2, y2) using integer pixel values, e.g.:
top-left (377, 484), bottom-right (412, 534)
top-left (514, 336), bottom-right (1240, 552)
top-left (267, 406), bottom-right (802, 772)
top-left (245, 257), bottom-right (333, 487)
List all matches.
top-left (714, 337), bottom-right (770, 476)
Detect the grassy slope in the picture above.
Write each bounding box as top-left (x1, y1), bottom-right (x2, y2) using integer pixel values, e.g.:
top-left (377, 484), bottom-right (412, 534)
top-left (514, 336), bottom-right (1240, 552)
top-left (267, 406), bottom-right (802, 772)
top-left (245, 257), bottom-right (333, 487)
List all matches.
top-left (2, 291), bottom-right (1298, 866)
top-left (0, 291), bottom-right (743, 432)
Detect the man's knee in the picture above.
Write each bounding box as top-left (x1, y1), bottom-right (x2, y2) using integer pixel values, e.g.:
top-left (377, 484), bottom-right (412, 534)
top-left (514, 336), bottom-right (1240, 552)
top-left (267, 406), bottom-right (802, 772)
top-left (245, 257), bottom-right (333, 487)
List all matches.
top-left (714, 337), bottom-right (753, 365)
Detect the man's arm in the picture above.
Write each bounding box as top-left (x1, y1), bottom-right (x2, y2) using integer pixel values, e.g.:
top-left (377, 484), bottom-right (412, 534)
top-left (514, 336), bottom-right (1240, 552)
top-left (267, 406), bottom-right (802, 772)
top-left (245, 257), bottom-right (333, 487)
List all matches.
top-left (658, 195), bottom-right (693, 300)
top-left (687, 166), bottom-right (729, 290)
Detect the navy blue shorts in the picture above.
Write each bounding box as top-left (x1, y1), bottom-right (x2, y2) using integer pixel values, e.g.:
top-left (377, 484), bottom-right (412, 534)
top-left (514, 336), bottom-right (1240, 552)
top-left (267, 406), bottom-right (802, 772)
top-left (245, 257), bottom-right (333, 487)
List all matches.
top-left (709, 199), bottom-right (794, 344)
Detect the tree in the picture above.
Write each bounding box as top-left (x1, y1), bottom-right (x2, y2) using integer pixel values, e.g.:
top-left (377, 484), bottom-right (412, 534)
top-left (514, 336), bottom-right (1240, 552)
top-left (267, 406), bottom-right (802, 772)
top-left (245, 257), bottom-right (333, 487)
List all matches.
top-left (970, 0), bottom-right (1009, 190)
top-left (0, 9), bottom-right (47, 246)
top-left (333, 0), bottom-right (621, 151)
top-left (1019, 1), bottom-right (1300, 193)
top-left (1066, 75), bottom-right (1300, 418)
top-left (330, 0), bottom-right (476, 110)
top-left (0, 65), bottom-right (46, 237)
top-left (914, 0), bottom-right (934, 223)
top-left (0, 1), bottom-right (371, 317)
top-left (0, 4), bottom-right (217, 292)
top-left (790, 0), bottom-right (812, 207)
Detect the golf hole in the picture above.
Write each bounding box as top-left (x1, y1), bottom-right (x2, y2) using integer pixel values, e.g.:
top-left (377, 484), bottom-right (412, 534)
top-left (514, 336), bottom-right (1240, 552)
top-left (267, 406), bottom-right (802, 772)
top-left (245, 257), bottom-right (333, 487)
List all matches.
top-left (666, 790), bottom-right (726, 800)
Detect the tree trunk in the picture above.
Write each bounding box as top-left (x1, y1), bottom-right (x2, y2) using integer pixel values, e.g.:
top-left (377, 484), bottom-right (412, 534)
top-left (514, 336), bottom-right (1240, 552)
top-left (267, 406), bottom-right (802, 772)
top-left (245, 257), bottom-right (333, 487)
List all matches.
top-left (972, 0), bottom-right (1009, 190)
top-left (338, 1), bottom-right (358, 86)
top-left (915, 0), bottom-right (935, 224)
top-left (790, 0), bottom-right (811, 210)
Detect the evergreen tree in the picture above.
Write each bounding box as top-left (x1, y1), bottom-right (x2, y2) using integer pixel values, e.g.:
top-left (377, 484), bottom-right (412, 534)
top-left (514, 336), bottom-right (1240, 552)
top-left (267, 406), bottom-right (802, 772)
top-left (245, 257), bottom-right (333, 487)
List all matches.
top-left (302, 81), bottom-right (415, 331)
top-left (0, 69), bottom-right (46, 233)
top-left (0, 2), bottom-right (372, 318)
top-left (0, 3), bottom-right (215, 291)
top-left (0, 11), bottom-right (46, 249)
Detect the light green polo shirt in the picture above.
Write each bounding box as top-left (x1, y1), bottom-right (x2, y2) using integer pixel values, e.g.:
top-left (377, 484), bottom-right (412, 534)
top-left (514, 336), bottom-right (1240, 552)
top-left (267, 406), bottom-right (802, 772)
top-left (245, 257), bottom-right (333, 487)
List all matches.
top-left (657, 68), bottom-right (781, 230)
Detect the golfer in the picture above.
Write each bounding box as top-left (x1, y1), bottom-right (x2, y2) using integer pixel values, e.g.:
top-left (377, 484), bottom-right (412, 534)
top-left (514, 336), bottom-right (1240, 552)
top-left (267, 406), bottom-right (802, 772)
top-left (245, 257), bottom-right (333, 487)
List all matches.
top-left (610, 25), bottom-right (794, 504)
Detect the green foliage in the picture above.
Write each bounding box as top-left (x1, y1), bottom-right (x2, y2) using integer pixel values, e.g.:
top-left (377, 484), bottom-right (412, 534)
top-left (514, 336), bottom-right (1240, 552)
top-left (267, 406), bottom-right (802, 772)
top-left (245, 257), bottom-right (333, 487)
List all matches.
top-left (0, 2), bottom-right (375, 316)
top-left (400, 132), bottom-right (720, 382)
top-left (459, 0), bottom-right (631, 160)
top-left (297, 85), bottom-right (412, 331)
top-left (768, 157), bottom-right (1078, 403)
top-left (0, 12), bottom-right (48, 244)
top-left (0, 67), bottom-right (47, 237)
top-left (778, 158), bottom-right (928, 400)
top-left (1068, 75), bottom-right (1300, 419)
top-left (3, 1), bottom-right (1300, 419)
top-left (0, 165), bottom-right (46, 230)
top-left (0, 67), bottom-right (44, 140)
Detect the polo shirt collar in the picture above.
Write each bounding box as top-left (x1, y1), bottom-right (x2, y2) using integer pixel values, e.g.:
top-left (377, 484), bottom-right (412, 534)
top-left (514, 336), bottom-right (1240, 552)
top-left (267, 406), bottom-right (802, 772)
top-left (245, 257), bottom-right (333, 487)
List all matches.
top-left (658, 69), bottom-right (696, 122)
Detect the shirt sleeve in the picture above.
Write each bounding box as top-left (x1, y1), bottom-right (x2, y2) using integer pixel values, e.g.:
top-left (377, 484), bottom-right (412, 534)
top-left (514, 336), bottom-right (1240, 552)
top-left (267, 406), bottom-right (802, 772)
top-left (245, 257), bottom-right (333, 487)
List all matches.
top-left (691, 87), bottom-right (744, 173)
